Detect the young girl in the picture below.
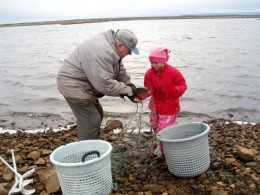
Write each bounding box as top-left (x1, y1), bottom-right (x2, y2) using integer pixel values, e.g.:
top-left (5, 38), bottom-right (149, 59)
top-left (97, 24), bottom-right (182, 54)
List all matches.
top-left (136, 46), bottom-right (187, 156)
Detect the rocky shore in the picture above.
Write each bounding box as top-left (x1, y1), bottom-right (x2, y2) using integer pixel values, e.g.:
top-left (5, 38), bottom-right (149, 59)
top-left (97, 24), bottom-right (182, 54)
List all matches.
top-left (0, 118), bottom-right (259, 195)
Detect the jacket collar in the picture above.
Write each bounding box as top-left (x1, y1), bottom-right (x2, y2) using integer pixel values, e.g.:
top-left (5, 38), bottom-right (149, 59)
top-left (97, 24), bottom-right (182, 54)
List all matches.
top-left (106, 29), bottom-right (120, 62)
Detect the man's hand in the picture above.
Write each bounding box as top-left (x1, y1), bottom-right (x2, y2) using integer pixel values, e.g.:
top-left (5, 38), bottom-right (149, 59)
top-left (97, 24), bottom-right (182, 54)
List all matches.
top-left (119, 93), bottom-right (138, 103)
top-left (127, 83), bottom-right (137, 97)
top-left (126, 84), bottom-right (138, 103)
top-left (120, 84), bottom-right (148, 103)
top-left (127, 96), bottom-right (139, 103)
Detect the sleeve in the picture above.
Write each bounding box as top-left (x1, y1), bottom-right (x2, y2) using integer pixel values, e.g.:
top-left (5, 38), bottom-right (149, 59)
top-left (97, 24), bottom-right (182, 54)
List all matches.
top-left (115, 62), bottom-right (132, 85)
top-left (81, 53), bottom-right (132, 97)
top-left (171, 69), bottom-right (187, 98)
top-left (133, 69), bottom-right (153, 100)
top-left (144, 69), bottom-right (156, 95)
top-left (135, 90), bottom-right (152, 100)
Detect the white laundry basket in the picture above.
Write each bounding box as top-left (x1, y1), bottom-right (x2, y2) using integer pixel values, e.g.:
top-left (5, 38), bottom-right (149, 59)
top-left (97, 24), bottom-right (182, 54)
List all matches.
top-left (50, 140), bottom-right (113, 195)
top-left (156, 122), bottom-right (210, 178)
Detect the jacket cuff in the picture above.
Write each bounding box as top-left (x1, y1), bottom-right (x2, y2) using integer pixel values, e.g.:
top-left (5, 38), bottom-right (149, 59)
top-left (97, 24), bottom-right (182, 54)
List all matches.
top-left (121, 86), bottom-right (133, 96)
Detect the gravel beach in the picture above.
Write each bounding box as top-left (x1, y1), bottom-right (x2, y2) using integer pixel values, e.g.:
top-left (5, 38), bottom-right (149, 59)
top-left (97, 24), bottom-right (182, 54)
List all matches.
top-left (0, 118), bottom-right (259, 195)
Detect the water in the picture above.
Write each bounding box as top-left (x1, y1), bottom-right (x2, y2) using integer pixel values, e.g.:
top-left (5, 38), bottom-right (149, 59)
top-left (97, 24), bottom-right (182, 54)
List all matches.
top-left (0, 18), bottom-right (259, 129)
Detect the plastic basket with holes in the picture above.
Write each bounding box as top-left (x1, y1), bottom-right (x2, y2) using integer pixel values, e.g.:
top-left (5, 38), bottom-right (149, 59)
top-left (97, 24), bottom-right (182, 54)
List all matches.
top-left (50, 140), bottom-right (113, 195)
top-left (156, 122), bottom-right (210, 178)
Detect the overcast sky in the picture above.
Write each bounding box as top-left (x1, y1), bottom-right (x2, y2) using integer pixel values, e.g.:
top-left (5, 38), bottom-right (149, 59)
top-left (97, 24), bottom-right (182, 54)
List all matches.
top-left (0, 0), bottom-right (260, 24)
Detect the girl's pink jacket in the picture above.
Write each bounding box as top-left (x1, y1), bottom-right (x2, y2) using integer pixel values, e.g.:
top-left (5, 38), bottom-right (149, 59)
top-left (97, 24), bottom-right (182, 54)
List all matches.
top-left (144, 64), bottom-right (187, 115)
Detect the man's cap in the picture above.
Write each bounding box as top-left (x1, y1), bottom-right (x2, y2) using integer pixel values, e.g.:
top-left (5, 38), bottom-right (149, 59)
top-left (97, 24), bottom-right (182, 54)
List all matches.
top-left (115, 29), bottom-right (139, 55)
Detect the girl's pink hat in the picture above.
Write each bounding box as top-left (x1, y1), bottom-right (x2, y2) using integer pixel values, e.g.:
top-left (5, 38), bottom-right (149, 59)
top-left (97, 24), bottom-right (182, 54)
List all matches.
top-left (149, 46), bottom-right (170, 63)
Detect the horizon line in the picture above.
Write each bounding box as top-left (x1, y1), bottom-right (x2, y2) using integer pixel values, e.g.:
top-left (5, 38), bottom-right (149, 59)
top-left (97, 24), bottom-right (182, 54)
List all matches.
top-left (1, 13), bottom-right (260, 27)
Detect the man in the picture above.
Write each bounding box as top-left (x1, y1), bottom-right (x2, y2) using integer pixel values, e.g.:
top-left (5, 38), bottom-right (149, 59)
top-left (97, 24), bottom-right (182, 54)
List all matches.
top-left (57, 29), bottom-right (139, 140)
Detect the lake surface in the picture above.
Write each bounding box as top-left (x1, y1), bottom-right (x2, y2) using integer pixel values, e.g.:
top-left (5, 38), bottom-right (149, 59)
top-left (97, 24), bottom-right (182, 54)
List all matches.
top-left (0, 18), bottom-right (259, 129)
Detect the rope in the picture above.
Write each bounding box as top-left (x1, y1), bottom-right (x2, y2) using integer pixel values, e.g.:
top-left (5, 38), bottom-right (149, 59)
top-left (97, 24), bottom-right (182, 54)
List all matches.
top-left (112, 97), bottom-right (160, 175)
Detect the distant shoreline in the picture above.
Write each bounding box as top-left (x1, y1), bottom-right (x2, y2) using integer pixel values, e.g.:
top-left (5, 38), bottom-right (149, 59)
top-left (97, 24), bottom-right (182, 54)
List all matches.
top-left (1, 15), bottom-right (260, 28)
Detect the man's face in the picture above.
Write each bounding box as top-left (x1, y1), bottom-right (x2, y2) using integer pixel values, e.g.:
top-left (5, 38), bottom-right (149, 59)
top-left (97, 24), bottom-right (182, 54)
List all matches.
top-left (117, 43), bottom-right (131, 59)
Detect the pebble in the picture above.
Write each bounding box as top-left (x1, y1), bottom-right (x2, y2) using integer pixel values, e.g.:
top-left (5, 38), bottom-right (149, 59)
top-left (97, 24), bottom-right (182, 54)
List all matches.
top-left (0, 119), bottom-right (259, 195)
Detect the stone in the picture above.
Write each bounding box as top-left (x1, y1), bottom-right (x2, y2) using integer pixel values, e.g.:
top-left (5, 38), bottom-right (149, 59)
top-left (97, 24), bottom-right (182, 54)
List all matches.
top-left (244, 161), bottom-right (257, 167)
top-left (236, 146), bottom-right (254, 161)
top-left (39, 190), bottom-right (49, 195)
top-left (224, 158), bottom-right (236, 164)
top-left (0, 119), bottom-right (259, 195)
top-left (2, 169), bottom-right (13, 182)
top-left (250, 174), bottom-right (260, 182)
top-left (34, 158), bottom-right (46, 165)
top-left (0, 185), bottom-right (8, 195)
top-left (210, 189), bottom-right (228, 195)
top-left (143, 184), bottom-right (165, 193)
top-left (26, 151), bottom-right (40, 160)
top-left (42, 149), bottom-right (52, 156)
top-left (105, 119), bottom-right (123, 130)
top-left (36, 167), bottom-right (60, 194)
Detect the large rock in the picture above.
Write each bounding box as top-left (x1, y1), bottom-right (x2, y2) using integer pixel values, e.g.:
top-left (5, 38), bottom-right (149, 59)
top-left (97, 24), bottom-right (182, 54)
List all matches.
top-left (0, 185), bottom-right (8, 195)
top-left (36, 167), bottom-right (60, 194)
top-left (143, 184), bottom-right (166, 193)
top-left (105, 119), bottom-right (123, 130)
top-left (236, 146), bottom-right (254, 161)
top-left (2, 168), bottom-right (13, 182)
top-left (26, 151), bottom-right (40, 160)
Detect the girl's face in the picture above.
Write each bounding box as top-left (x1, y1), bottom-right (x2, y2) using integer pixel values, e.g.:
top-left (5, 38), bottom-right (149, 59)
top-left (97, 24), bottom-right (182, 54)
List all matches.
top-left (151, 62), bottom-right (165, 71)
